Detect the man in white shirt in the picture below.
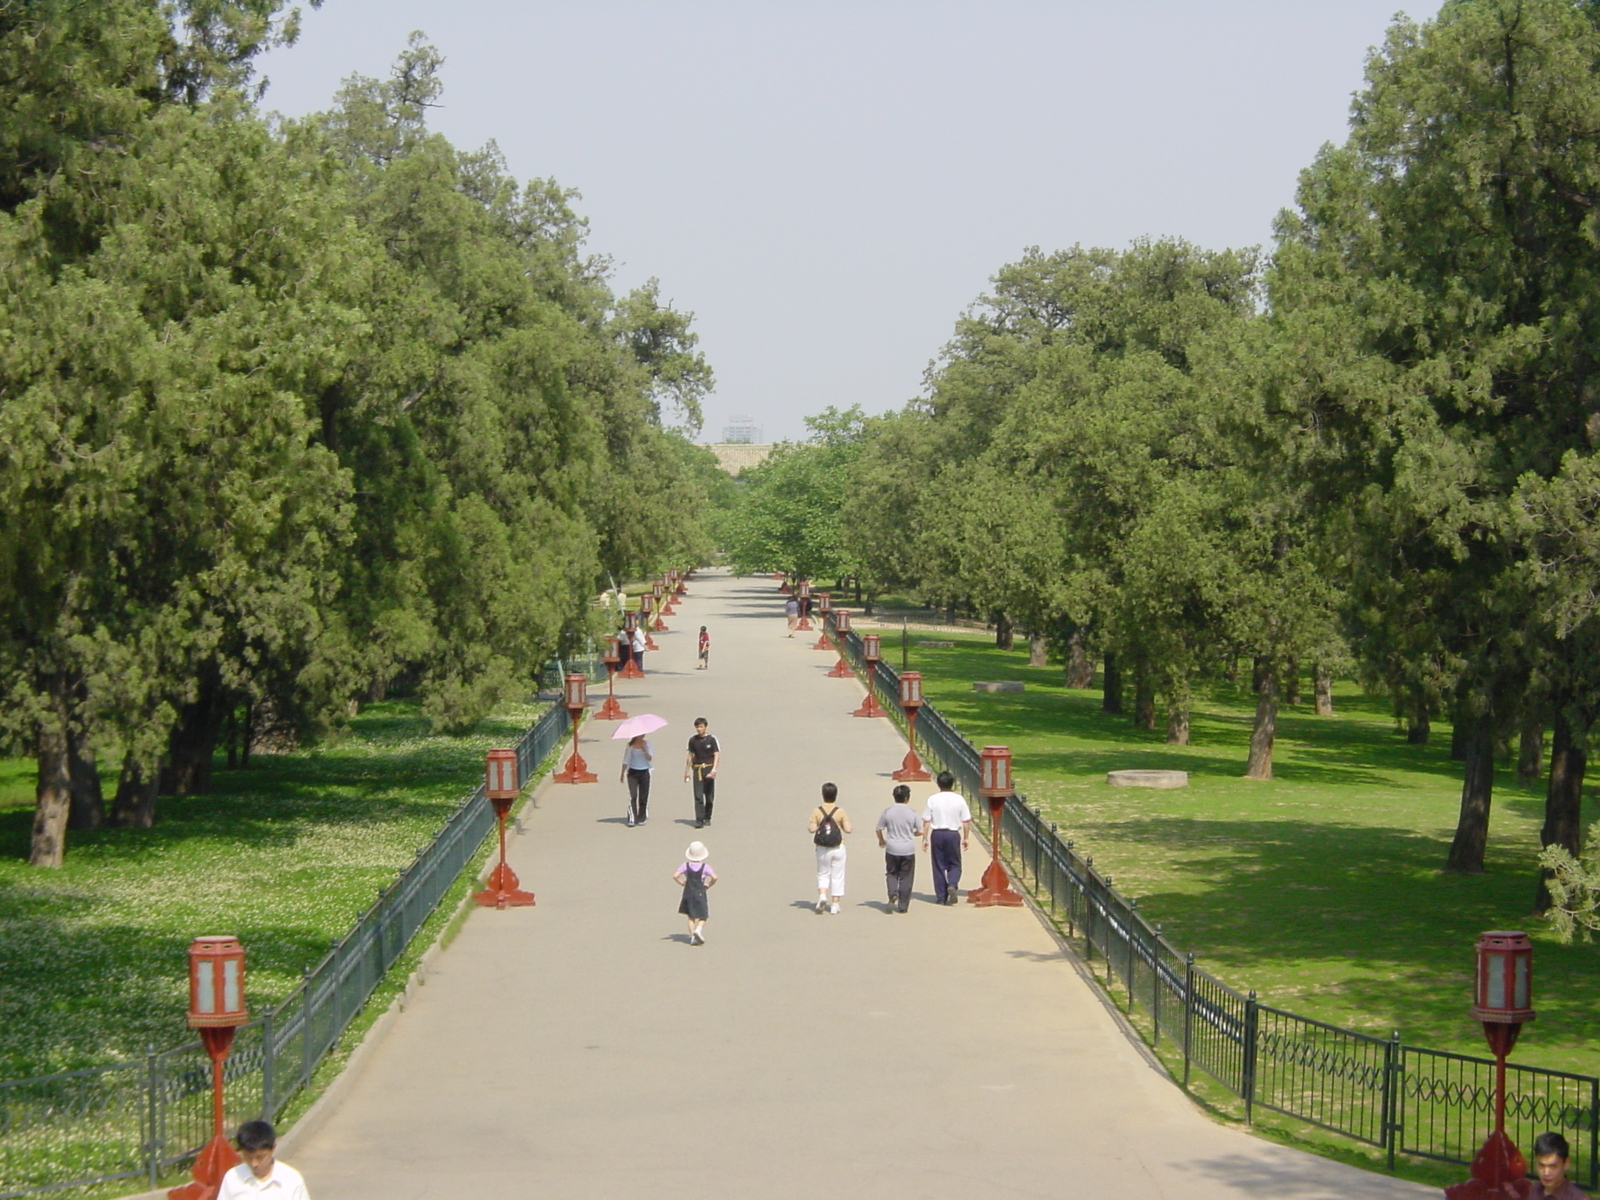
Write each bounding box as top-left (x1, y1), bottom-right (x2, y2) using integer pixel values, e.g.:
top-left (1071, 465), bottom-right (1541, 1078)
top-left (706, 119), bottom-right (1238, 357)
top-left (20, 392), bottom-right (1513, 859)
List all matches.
top-left (920, 770), bottom-right (972, 905)
top-left (218, 1120), bottom-right (309, 1200)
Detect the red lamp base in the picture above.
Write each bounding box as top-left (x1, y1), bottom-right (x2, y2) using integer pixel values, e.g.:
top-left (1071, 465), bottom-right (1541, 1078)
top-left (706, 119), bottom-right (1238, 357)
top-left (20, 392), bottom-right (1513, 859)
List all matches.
top-left (892, 749), bottom-right (932, 782)
top-left (595, 694), bottom-right (628, 720)
top-left (812, 632), bottom-right (832, 650)
top-left (967, 858), bottom-right (1024, 906)
top-left (796, 616), bottom-right (813, 631)
top-left (475, 862), bottom-right (535, 908)
top-left (553, 751), bottom-right (598, 784)
top-left (167, 1133), bottom-right (239, 1200)
top-left (827, 656), bottom-right (852, 678)
top-left (853, 692), bottom-right (887, 718)
top-left (621, 661), bottom-right (646, 679)
top-left (645, 631), bottom-right (660, 649)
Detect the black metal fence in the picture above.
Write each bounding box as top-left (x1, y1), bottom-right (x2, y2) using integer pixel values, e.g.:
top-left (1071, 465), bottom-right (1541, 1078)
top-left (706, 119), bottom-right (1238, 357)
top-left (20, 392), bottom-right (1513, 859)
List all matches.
top-left (832, 617), bottom-right (1600, 1185)
top-left (0, 701), bottom-right (570, 1200)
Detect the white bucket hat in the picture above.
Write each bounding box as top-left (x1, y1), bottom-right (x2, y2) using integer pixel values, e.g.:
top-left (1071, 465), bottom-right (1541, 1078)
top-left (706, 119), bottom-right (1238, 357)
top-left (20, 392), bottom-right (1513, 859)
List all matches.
top-left (686, 841), bottom-right (709, 862)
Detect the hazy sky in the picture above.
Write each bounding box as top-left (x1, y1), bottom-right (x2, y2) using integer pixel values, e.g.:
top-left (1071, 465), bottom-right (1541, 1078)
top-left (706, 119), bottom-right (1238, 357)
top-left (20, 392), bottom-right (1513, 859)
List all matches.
top-left (256, 2), bottom-right (1441, 444)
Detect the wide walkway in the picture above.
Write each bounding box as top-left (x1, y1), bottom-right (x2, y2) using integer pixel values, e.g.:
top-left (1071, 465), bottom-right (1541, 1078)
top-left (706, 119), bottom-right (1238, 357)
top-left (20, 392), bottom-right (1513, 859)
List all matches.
top-left (286, 570), bottom-right (1431, 1200)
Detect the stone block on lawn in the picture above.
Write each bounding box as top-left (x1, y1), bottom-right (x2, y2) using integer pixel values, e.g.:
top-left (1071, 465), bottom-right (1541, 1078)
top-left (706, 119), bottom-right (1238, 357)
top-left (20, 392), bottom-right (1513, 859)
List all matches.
top-left (972, 681), bottom-right (1025, 693)
top-left (1106, 769), bottom-right (1188, 788)
top-left (918, 640), bottom-right (955, 648)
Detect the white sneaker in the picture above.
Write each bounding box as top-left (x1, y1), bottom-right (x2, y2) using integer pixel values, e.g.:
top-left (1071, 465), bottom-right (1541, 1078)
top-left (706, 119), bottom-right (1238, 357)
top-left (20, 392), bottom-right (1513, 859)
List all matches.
top-left (690, 930), bottom-right (702, 945)
top-left (815, 899), bottom-right (826, 913)
top-left (829, 902), bottom-right (840, 915)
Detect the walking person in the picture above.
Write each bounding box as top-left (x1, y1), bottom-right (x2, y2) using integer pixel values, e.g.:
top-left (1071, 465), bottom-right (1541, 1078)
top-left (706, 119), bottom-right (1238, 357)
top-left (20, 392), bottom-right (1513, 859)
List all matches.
top-left (684, 717), bottom-right (721, 828)
top-left (615, 626), bottom-right (632, 673)
top-left (876, 783), bottom-right (920, 913)
top-left (808, 782), bottom-right (852, 913)
top-left (920, 770), bottom-right (971, 904)
top-left (219, 1120), bottom-right (309, 1200)
top-left (697, 625), bottom-right (710, 669)
top-left (784, 595), bottom-right (800, 636)
top-left (620, 733), bottom-right (653, 826)
top-left (628, 622), bottom-right (649, 673)
top-left (674, 841), bottom-right (717, 945)
top-left (1530, 1132), bottom-right (1587, 1200)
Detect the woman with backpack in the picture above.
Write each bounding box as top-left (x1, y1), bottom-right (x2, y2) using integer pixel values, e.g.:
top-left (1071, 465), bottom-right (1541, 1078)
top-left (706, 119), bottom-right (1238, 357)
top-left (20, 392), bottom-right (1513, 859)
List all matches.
top-left (807, 782), bottom-right (853, 914)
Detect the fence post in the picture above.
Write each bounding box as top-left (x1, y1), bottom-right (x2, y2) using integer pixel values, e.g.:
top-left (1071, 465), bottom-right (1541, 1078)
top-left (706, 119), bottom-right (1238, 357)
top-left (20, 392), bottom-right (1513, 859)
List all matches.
top-left (1383, 1030), bottom-right (1400, 1173)
top-left (1182, 954), bottom-right (1194, 1089)
top-left (1126, 898), bottom-right (1138, 1010)
top-left (145, 1044), bottom-right (161, 1189)
top-left (261, 1004), bottom-right (275, 1122)
top-left (1048, 824), bottom-right (1059, 914)
top-left (1152, 925), bottom-right (1163, 1047)
top-left (1590, 1074), bottom-right (1599, 1191)
top-left (300, 967), bottom-right (313, 1089)
top-left (1243, 989), bottom-right (1259, 1125)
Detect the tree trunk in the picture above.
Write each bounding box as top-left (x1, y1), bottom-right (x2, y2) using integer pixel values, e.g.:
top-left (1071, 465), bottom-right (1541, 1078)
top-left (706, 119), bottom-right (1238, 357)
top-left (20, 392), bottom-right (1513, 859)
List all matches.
top-left (993, 611), bottom-right (1013, 650)
top-left (1133, 667), bottom-right (1155, 731)
top-left (1516, 715), bottom-right (1544, 784)
top-left (30, 675), bottom-right (75, 867)
top-left (110, 752), bottom-right (160, 829)
top-left (1064, 628), bottom-right (1093, 689)
top-left (1313, 663), bottom-right (1334, 716)
top-left (241, 699), bottom-right (254, 770)
top-left (162, 667), bottom-right (228, 796)
top-left (66, 739), bottom-right (104, 833)
top-left (1445, 711), bottom-right (1496, 873)
top-left (1027, 633), bottom-right (1048, 668)
top-left (1407, 686), bottom-right (1430, 743)
top-left (1102, 651), bottom-right (1123, 714)
top-left (1165, 676), bottom-right (1191, 745)
top-left (1251, 656), bottom-right (1269, 695)
top-left (1533, 708), bottom-right (1587, 912)
top-left (1285, 658), bottom-right (1301, 706)
top-left (1244, 665), bottom-right (1278, 779)
top-left (1450, 716), bottom-right (1469, 761)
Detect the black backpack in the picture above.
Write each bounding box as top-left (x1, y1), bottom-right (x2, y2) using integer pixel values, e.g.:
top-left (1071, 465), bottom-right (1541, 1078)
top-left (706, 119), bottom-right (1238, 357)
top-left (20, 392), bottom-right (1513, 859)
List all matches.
top-left (813, 805), bottom-right (842, 848)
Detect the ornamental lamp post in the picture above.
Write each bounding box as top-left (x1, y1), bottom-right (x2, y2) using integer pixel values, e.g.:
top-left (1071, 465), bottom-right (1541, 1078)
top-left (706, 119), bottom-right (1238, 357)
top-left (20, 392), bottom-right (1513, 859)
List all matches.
top-left (892, 671), bottom-right (932, 782)
top-left (167, 937), bottom-right (248, 1200)
top-left (812, 593), bottom-right (834, 649)
top-left (968, 746), bottom-right (1024, 907)
top-left (596, 637), bottom-right (627, 719)
top-left (796, 581), bottom-right (814, 631)
top-left (553, 673), bottom-right (598, 784)
top-left (475, 749), bottom-right (534, 907)
top-left (620, 612), bottom-right (645, 679)
top-left (1444, 931), bottom-right (1537, 1200)
top-left (640, 605), bottom-right (661, 651)
top-left (827, 609), bottom-right (854, 677)
top-left (778, 573), bottom-right (791, 593)
top-left (650, 586), bottom-right (669, 631)
top-left (853, 633), bottom-right (887, 717)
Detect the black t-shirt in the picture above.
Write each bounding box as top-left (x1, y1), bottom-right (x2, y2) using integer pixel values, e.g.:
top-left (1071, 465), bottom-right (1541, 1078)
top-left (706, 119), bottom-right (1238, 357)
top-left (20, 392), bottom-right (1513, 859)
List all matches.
top-left (687, 733), bottom-right (720, 766)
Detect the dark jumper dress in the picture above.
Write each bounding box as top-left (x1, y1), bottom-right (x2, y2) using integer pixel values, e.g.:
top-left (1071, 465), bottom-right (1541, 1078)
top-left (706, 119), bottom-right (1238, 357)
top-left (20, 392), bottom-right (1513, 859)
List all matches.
top-left (678, 863), bottom-right (710, 920)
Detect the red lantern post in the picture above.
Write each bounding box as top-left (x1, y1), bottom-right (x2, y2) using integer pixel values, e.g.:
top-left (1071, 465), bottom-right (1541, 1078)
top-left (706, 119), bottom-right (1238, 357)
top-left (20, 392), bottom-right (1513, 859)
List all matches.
top-left (675, 570), bottom-right (688, 595)
top-left (777, 573), bottom-right (791, 593)
top-left (796, 581), bottom-right (813, 632)
top-left (640, 604), bottom-right (661, 650)
top-left (553, 674), bottom-right (598, 784)
top-left (812, 592), bottom-right (834, 649)
top-left (827, 609), bottom-right (854, 677)
top-left (475, 750), bottom-right (535, 907)
top-left (661, 577), bottom-right (678, 616)
top-left (892, 672), bottom-right (933, 782)
top-left (596, 637), bottom-right (628, 719)
top-left (167, 937), bottom-right (249, 1200)
top-left (967, 746), bottom-right (1024, 906)
top-left (650, 585), bottom-right (669, 632)
top-left (1445, 931), bottom-right (1537, 1200)
top-left (620, 612), bottom-right (645, 679)
top-left (853, 633), bottom-right (887, 717)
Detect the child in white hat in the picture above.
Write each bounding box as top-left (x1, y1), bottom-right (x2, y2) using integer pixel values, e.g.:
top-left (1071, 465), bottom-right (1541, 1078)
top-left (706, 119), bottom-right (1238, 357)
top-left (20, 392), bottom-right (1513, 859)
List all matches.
top-left (674, 841), bottom-right (717, 945)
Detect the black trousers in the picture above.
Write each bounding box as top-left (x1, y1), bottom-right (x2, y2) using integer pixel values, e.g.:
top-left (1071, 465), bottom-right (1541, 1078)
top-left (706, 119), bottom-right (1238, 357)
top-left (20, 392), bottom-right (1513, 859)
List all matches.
top-left (692, 772), bottom-right (716, 824)
top-left (929, 829), bottom-right (962, 902)
top-left (626, 768), bottom-right (651, 822)
top-left (885, 852), bottom-right (915, 911)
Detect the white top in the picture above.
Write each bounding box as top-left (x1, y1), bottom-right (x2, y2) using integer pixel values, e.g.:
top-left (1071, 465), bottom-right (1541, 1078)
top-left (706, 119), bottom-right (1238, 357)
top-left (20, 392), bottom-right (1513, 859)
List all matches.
top-left (622, 740), bottom-right (653, 770)
top-left (218, 1161), bottom-right (309, 1200)
top-left (921, 790), bottom-right (972, 830)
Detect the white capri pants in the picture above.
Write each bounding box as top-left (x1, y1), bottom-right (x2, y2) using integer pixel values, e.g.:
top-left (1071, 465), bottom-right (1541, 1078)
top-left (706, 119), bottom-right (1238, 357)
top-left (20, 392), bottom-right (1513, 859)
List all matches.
top-left (815, 845), bottom-right (847, 896)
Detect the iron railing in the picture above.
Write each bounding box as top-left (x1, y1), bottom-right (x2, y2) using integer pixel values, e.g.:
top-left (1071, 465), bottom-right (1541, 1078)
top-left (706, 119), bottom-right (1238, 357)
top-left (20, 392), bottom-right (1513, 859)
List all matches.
top-left (830, 615), bottom-right (1599, 1184)
top-left (0, 701), bottom-right (571, 1200)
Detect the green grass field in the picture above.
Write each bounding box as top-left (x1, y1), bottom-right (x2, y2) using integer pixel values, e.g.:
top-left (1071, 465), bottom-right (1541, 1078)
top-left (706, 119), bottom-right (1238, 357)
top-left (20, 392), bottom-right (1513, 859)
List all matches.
top-left (891, 631), bottom-right (1600, 1077)
top-left (0, 700), bottom-right (542, 1080)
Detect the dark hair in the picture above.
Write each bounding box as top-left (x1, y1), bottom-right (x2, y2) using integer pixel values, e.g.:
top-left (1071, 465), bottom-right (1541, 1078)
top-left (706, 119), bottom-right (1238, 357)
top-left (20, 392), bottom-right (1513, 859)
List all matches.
top-left (892, 784), bottom-right (911, 803)
top-left (936, 770), bottom-right (955, 790)
top-left (235, 1120), bottom-right (276, 1151)
top-left (1533, 1132), bottom-right (1571, 1161)
top-left (821, 782), bottom-right (838, 802)
top-left (694, 717), bottom-right (707, 726)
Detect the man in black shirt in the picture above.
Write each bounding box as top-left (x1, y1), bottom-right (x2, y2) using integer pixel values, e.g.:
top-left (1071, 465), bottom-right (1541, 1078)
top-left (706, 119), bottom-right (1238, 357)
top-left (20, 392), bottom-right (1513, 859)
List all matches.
top-left (684, 717), bottom-right (721, 828)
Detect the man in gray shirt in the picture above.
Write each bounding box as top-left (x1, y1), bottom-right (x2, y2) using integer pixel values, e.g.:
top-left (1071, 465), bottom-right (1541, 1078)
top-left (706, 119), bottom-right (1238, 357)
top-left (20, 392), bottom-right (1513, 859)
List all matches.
top-left (876, 784), bottom-right (921, 913)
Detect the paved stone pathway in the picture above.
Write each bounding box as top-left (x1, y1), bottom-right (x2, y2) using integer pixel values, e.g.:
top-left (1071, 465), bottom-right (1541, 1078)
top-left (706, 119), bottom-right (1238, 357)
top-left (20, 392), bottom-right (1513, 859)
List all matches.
top-left (284, 570), bottom-right (1433, 1200)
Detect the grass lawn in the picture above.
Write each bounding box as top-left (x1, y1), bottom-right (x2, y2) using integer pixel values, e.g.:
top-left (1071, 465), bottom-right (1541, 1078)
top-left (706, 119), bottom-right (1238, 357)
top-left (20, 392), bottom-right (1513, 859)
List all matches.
top-left (0, 700), bottom-right (544, 1081)
top-left (894, 631), bottom-right (1600, 1078)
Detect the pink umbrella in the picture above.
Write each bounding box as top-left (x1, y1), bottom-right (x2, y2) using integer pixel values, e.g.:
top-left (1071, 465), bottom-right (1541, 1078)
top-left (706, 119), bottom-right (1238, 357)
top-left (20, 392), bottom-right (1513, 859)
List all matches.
top-left (611, 713), bottom-right (668, 740)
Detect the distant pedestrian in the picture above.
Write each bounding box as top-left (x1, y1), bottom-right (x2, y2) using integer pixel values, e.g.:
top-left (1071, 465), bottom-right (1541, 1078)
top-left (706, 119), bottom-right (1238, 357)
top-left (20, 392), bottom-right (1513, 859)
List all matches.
top-left (620, 734), bottom-right (653, 826)
top-left (219, 1120), bottom-right (309, 1200)
top-left (684, 717), bottom-right (721, 828)
top-left (615, 627), bottom-right (633, 672)
top-left (1531, 1132), bottom-right (1586, 1200)
top-left (876, 783), bottom-right (919, 913)
top-left (698, 625), bottom-right (710, 669)
top-left (628, 623), bottom-right (649, 672)
top-left (920, 770), bottom-right (971, 904)
top-left (675, 840), bottom-right (717, 945)
top-left (785, 595), bottom-right (800, 636)
top-left (808, 782), bottom-right (852, 913)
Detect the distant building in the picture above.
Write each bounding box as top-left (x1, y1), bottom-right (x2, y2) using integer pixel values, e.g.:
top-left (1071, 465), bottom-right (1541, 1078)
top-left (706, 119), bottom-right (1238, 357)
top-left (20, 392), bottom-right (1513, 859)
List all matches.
top-left (704, 443), bottom-right (774, 474)
top-left (721, 414), bottom-right (762, 443)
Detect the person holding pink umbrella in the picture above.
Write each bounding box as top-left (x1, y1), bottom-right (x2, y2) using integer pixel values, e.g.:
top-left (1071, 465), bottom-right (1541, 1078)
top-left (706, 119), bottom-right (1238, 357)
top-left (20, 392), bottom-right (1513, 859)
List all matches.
top-left (613, 714), bottom-right (668, 827)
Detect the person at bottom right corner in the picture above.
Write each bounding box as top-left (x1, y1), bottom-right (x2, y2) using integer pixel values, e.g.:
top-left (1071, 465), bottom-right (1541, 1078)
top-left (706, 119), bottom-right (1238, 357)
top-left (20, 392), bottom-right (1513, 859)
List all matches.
top-left (1532, 1132), bottom-right (1587, 1200)
top-left (920, 770), bottom-right (971, 904)
top-left (219, 1120), bottom-right (310, 1200)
